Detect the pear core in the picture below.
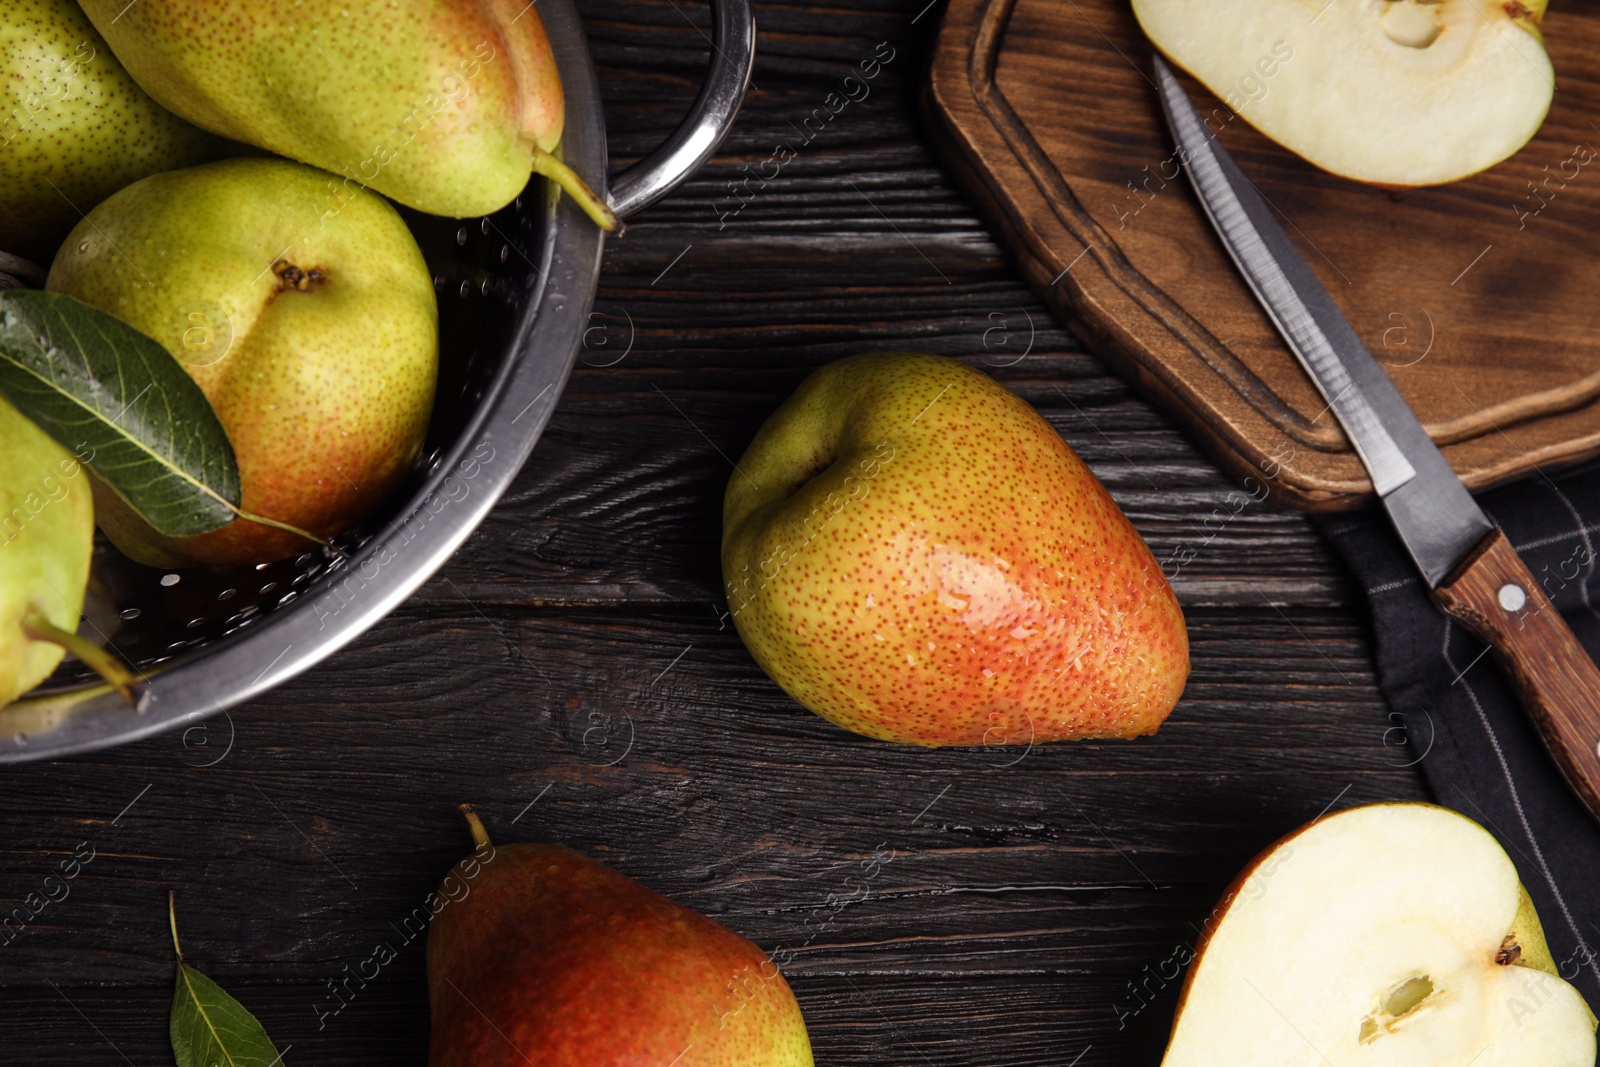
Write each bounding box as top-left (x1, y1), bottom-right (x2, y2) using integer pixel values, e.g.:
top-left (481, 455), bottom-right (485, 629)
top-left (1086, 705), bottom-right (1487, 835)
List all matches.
top-left (1161, 803), bottom-right (1597, 1067)
top-left (1358, 973), bottom-right (1437, 1043)
top-left (1382, 1), bottom-right (1443, 48)
top-left (1132, 0), bottom-right (1555, 186)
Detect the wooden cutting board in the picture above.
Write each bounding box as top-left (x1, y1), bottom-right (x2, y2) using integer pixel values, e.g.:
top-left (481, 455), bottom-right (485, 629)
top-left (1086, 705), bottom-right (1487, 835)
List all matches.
top-left (928, 0), bottom-right (1600, 511)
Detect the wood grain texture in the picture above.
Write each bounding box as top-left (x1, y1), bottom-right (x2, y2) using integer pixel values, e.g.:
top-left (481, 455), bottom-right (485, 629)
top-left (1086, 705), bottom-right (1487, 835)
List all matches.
top-left (927, 0), bottom-right (1600, 510)
top-left (0, 608), bottom-right (1422, 1064)
top-left (1433, 527), bottom-right (1600, 822)
top-left (0, 0), bottom-right (1429, 1064)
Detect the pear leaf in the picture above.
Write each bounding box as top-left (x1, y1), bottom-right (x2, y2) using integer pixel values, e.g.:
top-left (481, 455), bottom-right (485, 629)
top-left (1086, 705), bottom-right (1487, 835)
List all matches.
top-left (0, 289), bottom-right (240, 537)
top-left (169, 895), bottom-right (287, 1067)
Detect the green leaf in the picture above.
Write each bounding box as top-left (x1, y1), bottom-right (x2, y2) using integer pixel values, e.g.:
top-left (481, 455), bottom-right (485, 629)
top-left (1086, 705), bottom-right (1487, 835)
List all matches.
top-left (169, 895), bottom-right (287, 1067)
top-left (171, 966), bottom-right (288, 1067)
top-left (0, 289), bottom-right (240, 537)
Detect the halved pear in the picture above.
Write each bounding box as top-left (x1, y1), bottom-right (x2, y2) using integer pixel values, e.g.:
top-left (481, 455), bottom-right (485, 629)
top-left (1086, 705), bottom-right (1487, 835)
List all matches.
top-left (1132, 0), bottom-right (1555, 186)
top-left (1162, 802), bottom-right (1596, 1066)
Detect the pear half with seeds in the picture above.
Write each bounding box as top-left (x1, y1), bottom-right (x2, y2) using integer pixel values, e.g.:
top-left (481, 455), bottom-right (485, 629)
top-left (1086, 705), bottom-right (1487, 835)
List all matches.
top-left (1162, 802), bottom-right (1596, 1067)
top-left (1132, 0), bottom-right (1555, 186)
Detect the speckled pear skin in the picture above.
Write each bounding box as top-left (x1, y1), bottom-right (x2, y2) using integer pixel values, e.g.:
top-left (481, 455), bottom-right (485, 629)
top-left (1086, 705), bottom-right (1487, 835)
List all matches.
top-left (0, 396), bottom-right (94, 705)
top-left (0, 0), bottom-right (214, 263)
top-left (722, 352), bottom-right (1190, 746)
top-left (427, 843), bottom-right (814, 1067)
top-left (77, 0), bottom-right (562, 218)
top-left (47, 157), bottom-right (438, 567)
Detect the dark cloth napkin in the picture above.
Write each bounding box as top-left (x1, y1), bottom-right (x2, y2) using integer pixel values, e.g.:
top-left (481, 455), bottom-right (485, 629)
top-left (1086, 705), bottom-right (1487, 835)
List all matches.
top-left (1317, 461), bottom-right (1600, 1009)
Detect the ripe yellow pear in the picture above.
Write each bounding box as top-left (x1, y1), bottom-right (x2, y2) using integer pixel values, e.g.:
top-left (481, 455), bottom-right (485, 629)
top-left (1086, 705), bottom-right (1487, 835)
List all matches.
top-left (77, 0), bottom-right (615, 228)
top-left (0, 396), bottom-right (94, 705)
top-left (48, 157), bottom-right (438, 567)
top-left (1, 0), bottom-right (213, 263)
top-left (722, 352), bottom-right (1189, 747)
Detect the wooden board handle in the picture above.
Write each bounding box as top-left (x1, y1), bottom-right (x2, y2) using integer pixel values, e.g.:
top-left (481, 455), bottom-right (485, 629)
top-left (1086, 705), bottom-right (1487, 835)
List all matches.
top-left (1433, 528), bottom-right (1600, 822)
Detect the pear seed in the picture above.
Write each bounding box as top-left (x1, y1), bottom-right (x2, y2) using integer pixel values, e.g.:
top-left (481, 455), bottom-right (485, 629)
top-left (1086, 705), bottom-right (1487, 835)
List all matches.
top-left (1382, 0), bottom-right (1442, 48)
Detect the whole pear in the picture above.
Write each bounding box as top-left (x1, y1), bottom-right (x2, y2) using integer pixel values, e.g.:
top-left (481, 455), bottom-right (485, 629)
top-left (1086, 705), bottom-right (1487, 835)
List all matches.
top-left (76, 0), bottom-right (614, 228)
top-left (722, 352), bottom-right (1189, 747)
top-left (48, 157), bottom-right (438, 567)
top-left (428, 809), bottom-right (814, 1067)
top-left (1, 0), bottom-right (214, 263)
top-left (0, 396), bottom-right (94, 704)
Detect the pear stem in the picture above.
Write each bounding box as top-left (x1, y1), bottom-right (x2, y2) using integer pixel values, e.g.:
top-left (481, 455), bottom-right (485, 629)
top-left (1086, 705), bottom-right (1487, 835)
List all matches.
top-left (21, 607), bottom-right (140, 706)
top-left (169, 890), bottom-right (183, 962)
top-left (460, 804), bottom-right (492, 850)
top-left (233, 508), bottom-right (337, 554)
top-left (530, 148), bottom-right (622, 234)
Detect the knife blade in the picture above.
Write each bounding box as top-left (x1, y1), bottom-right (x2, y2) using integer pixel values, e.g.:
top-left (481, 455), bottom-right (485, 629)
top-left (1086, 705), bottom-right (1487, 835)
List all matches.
top-left (1152, 53), bottom-right (1600, 823)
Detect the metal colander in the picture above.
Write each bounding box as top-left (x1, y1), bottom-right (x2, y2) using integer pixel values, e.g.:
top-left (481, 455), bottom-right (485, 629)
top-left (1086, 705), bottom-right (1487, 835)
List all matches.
top-left (0, 0), bottom-right (754, 762)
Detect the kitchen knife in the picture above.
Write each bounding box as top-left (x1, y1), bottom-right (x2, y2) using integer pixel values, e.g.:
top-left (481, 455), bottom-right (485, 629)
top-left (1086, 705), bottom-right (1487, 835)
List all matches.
top-left (1152, 53), bottom-right (1600, 823)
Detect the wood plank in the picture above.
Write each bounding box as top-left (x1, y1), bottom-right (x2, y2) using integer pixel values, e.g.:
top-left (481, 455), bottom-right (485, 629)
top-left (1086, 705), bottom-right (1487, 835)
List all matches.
top-left (0, 608), bottom-right (1420, 980)
top-left (0, 973), bottom-right (1181, 1066)
top-left (0, 593), bottom-right (1421, 1063)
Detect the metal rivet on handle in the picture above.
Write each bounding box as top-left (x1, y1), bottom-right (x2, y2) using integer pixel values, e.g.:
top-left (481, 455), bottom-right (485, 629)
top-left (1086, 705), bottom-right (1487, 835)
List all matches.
top-left (1498, 583), bottom-right (1528, 612)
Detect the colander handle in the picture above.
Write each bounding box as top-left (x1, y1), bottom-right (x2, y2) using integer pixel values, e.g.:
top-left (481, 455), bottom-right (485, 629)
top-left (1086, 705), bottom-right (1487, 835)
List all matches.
top-left (605, 0), bottom-right (755, 220)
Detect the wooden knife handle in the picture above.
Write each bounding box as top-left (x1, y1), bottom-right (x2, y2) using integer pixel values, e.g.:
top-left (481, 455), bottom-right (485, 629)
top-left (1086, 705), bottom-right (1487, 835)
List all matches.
top-left (1432, 528), bottom-right (1600, 822)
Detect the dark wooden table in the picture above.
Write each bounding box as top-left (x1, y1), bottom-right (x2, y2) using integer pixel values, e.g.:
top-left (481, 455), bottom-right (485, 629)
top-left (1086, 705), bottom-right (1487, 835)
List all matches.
top-left (0, 1), bottom-right (1426, 1063)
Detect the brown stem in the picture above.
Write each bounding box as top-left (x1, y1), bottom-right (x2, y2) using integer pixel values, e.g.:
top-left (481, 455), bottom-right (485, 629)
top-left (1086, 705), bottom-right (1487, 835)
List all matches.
top-left (0, 251), bottom-right (46, 289)
top-left (459, 804), bottom-right (492, 850)
top-left (168, 890), bottom-right (183, 961)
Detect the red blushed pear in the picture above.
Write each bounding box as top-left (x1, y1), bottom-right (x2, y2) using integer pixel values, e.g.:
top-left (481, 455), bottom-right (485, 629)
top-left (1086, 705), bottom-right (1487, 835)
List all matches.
top-left (77, 0), bottom-right (615, 229)
top-left (721, 352), bottom-right (1189, 746)
top-left (48, 157), bottom-right (438, 567)
top-left (427, 807), bottom-right (814, 1067)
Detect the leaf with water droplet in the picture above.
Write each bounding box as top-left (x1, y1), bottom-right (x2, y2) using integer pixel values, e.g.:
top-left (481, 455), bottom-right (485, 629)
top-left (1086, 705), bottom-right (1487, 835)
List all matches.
top-left (168, 894), bottom-right (288, 1067)
top-left (0, 289), bottom-right (240, 536)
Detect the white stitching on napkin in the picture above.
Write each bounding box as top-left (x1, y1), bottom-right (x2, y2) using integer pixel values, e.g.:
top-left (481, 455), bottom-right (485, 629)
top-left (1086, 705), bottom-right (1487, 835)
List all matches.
top-left (1504, 520), bottom-right (1600, 555)
top-left (1443, 622), bottom-right (1600, 987)
top-left (1365, 577), bottom-right (1418, 597)
top-left (1541, 485), bottom-right (1600, 625)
